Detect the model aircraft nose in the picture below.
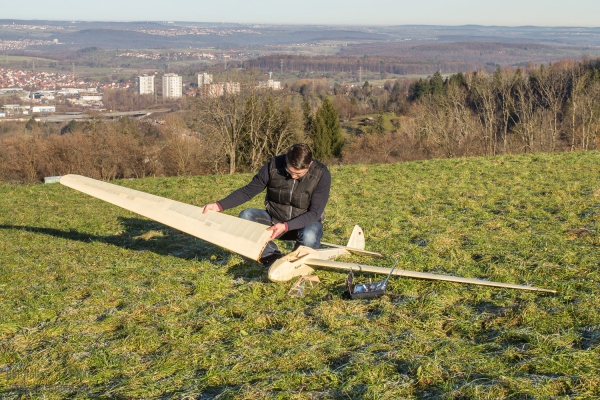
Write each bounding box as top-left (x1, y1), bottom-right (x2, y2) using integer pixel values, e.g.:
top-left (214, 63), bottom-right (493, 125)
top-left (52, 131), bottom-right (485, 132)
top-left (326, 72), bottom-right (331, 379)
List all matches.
top-left (267, 258), bottom-right (315, 282)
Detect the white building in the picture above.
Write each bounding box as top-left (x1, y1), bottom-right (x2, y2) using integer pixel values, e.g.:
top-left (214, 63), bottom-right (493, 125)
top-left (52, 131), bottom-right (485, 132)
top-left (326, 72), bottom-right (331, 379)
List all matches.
top-left (80, 95), bottom-right (103, 102)
top-left (0, 88), bottom-right (25, 95)
top-left (203, 82), bottom-right (240, 98)
top-left (32, 91), bottom-right (55, 100)
top-left (138, 74), bottom-right (155, 95)
top-left (205, 83), bottom-right (224, 98)
top-left (57, 88), bottom-right (81, 96)
top-left (163, 73), bottom-right (182, 98)
top-left (258, 79), bottom-right (282, 90)
top-left (198, 73), bottom-right (213, 86)
top-left (32, 106), bottom-right (56, 114)
top-left (2, 104), bottom-right (30, 116)
top-left (224, 82), bottom-right (240, 94)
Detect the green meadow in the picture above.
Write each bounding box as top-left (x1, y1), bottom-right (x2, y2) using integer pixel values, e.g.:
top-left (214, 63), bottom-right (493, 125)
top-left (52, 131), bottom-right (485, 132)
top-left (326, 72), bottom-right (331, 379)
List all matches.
top-left (1, 151), bottom-right (599, 399)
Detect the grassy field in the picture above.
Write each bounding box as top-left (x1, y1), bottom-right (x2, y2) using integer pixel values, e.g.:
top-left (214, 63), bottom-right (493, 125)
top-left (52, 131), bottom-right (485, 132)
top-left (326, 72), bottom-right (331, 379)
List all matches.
top-left (1, 151), bottom-right (599, 399)
top-left (1, 56), bottom-right (57, 63)
top-left (341, 112), bottom-right (398, 134)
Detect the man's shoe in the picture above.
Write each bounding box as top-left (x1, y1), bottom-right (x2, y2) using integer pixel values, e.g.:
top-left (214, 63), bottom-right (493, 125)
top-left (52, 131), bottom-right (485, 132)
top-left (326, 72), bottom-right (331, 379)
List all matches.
top-left (260, 253), bottom-right (282, 269)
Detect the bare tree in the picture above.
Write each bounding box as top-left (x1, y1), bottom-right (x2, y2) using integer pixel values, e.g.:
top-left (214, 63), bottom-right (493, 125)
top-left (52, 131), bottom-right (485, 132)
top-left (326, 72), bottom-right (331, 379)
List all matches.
top-left (468, 71), bottom-right (498, 155)
top-left (566, 64), bottom-right (590, 151)
top-left (575, 80), bottom-right (600, 150)
top-left (266, 102), bottom-right (305, 158)
top-left (159, 115), bottom-right (197, 176)
top-left (417, 82), bottom-right (474, 158)
top-left (512, 69), bottom-right (540, 153)
top-left (237, 90), bottom-right (305, 171)
top-left (242, 92), bottom-right (271, 171)
top-left (192, 89), bottom-right (247, 175)
top-left (493, 67), bottom-right (515, 153)
top-left (1, 133), bottom-right (43, 183)
top-left (531, 63), bottom-right (569, 151)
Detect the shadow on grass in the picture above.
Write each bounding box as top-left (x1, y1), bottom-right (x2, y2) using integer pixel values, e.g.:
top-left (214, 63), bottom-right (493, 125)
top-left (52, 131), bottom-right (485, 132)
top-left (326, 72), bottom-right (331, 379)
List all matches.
top-left (0, 217), bottom-right (263, 274)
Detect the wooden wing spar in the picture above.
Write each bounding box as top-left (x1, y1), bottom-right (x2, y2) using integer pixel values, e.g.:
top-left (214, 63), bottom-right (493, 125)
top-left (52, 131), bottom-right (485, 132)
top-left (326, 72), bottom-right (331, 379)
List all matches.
top-left (60, 174), bottom-right (272, 261)
top-left (61, 175), bottom-right (556, 294)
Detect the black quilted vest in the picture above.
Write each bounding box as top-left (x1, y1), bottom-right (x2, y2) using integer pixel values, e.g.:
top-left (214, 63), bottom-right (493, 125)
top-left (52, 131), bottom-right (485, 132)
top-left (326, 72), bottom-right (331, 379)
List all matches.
top-left (264, 154), bottom-right (326, 223)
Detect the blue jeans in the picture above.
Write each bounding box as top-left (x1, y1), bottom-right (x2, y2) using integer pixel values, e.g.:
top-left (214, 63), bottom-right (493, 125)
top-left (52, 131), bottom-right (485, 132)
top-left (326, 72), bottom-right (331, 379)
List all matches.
top-left (238, 208), bottom-right (323, 261)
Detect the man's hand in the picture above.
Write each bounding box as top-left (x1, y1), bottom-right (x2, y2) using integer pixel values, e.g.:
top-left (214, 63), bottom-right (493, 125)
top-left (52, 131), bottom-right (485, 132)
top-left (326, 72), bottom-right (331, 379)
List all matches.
top-left (202, 203), bottom-right (221, 214)
top-left (266, 223), bottom-right (287, 240)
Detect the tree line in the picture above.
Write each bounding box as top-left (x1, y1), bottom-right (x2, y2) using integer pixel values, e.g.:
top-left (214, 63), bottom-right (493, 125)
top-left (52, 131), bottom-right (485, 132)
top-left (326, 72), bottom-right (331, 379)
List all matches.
top-left (0, 75), bottom-right (343, 183)
top-left (184, 73), bottom-right (343, 175)
top-left (400, 58), bottom-right (600, 158)
top-left (324, 57), bottom-right (600, 163)
top-left (0, 115), bottom-right (218, 183)
top-left (1, 58), bottom-right (599, 184)
top-left (245, 55), bottom-right (488, 78)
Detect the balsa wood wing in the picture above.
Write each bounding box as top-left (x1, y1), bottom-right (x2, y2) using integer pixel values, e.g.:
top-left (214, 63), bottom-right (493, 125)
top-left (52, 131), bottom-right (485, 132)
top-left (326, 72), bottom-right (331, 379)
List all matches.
top-left (60, 174), bottom-right (271, 261)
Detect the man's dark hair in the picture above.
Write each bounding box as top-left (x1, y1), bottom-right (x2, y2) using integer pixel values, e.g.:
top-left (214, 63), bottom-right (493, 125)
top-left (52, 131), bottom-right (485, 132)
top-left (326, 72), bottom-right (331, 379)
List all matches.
top-left (286, 143), bottom-right (312, 169)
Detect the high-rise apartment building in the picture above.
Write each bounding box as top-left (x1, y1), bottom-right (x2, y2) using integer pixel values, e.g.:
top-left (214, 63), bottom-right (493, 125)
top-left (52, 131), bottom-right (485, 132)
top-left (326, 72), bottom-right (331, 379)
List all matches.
top-left (163, 73), bottom-right (182, 98)
top-left (198, 73), bottom-right (213, 86)
top-left (138, 74), bottom-right (155, 95)
top-left (203, 82), bottom-right (241, 98)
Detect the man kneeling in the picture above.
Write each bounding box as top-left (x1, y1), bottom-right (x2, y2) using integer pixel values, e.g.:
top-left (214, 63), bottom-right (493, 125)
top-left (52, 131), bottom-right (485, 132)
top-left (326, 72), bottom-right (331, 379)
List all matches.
top-left (202, 143), bottom-right (331, 267)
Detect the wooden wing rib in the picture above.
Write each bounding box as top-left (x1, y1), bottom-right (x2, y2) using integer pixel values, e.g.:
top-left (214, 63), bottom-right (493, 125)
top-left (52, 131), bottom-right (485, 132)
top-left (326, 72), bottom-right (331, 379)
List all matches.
top-left (304, 258), bottom-right (557, 293)
top-left (60, 174), bottom-right (271, 261)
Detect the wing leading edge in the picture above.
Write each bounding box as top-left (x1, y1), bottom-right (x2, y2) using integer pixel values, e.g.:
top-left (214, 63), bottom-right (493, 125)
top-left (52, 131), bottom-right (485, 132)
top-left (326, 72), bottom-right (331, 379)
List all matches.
top-left (60, 174), bottom-right (271, 261)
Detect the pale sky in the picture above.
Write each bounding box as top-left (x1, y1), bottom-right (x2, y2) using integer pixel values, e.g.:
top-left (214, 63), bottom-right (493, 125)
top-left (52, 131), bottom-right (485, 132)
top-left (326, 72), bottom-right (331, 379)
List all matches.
top-left (2, 0), bottom-right (599, 27)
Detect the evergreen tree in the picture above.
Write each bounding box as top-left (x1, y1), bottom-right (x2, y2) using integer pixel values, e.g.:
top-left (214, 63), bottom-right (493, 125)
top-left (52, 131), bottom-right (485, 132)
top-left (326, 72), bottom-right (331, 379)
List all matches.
top-left (408, 78), bottom-right (431, 101)
top-left (309, 98), bottom-right (343, 160)
top-left (25, 117), bottom-right (39, 131)
top-left (447, 72), bottom-right (467, 89)
top-left (368, 111), bottom-right (385, 135)
top-left (302, 99), bottom-right (313, 134)
top-left (61, 119), bottom-right (79, 135)
top-left (430, 71), bottom-right (444, 95)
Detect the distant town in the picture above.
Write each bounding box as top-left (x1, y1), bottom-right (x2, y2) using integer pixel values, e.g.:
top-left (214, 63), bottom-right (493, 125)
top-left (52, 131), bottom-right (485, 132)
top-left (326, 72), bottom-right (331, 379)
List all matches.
top-left (0, 38), bottom-right (61, 50)
top-left (131, 27), bottom-right (261, 36)
top-left (115, 51), bottom-right (261, 62)
top-left (0, 68), bottom-right (281, 118)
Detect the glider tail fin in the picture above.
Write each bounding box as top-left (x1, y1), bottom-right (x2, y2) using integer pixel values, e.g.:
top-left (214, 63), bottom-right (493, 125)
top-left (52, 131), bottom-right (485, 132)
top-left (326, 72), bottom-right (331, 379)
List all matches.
top-left (347, 225), bottom-right (365, 250)
top-left (320, 225), bottom-right (382, 258)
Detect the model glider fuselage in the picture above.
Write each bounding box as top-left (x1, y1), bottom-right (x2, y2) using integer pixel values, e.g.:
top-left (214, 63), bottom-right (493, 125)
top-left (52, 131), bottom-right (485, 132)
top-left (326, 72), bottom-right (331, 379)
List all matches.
top-left (60, 175), bottom-right (556, 294)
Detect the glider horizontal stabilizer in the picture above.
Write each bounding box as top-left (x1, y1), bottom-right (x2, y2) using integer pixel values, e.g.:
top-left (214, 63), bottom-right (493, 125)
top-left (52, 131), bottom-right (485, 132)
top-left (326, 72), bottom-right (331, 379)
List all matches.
top-left (60, 174), bottom-right (271, 261)
top-left (321, 225), bottom-right (383, 257)
top-left (319, 242), bottom-right (383, 258)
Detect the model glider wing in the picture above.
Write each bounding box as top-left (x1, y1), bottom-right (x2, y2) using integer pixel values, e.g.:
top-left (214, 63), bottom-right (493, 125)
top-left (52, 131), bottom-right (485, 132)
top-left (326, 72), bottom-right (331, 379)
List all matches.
top-left (60, 174), bottom-right (272, 261)
top-left (268, 246), bottom-right (556, 293)
top-left (304, 258), bottom-right (556, 293)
